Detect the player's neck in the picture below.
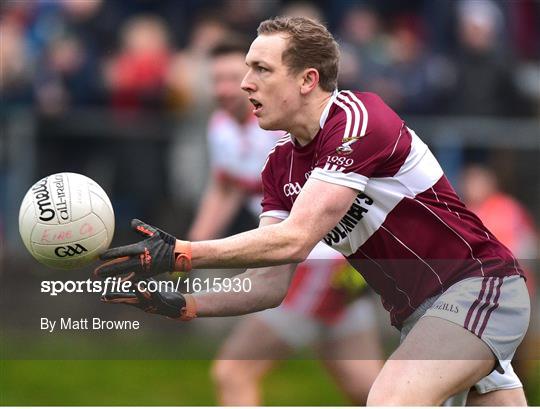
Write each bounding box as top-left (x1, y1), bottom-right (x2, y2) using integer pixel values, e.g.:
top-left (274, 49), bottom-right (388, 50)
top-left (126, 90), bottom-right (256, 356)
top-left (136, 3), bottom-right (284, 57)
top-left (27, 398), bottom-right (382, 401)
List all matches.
top-left (289, 90), bottom-right (333, 146)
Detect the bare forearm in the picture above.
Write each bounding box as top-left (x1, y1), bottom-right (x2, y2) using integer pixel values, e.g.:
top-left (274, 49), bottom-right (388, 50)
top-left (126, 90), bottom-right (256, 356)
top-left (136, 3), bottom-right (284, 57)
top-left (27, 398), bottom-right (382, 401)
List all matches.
top-left (187, 180), bottom-right (358, 270)
top-left (192, 264), bottom-right (296, 316)
top-left (190, 219), bottom-right (310, 269)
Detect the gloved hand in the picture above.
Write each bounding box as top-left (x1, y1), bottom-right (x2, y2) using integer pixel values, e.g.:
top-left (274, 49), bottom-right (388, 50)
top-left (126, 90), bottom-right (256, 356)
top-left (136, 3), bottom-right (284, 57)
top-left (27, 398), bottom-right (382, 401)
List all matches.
top-left (94, 219), bottom-right (192, 280)
top-left (101, 278), bottom-right (197, 321)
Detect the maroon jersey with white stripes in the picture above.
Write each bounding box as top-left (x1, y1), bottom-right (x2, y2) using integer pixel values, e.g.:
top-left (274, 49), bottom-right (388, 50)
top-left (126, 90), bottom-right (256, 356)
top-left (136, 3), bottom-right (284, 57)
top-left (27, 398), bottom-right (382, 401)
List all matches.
top-left (261, 90), bottom-right (523, 327)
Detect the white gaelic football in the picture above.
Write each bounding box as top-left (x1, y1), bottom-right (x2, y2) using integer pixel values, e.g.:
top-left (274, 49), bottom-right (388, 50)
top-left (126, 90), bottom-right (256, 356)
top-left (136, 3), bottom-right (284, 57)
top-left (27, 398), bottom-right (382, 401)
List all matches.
top-left (19, 172), bottom-right (115, 269)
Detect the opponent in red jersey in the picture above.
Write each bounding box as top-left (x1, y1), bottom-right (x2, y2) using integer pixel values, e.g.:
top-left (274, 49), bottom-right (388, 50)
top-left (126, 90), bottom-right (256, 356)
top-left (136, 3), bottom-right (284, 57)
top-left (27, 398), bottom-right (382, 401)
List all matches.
top-left (96, 17), bottom-right (530, 406)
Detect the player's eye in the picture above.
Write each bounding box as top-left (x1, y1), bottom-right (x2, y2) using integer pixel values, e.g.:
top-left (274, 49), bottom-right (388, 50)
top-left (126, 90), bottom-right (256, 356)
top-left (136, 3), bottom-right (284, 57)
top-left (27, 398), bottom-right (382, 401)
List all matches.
top-left (256, 66), bottom-right (268, 73)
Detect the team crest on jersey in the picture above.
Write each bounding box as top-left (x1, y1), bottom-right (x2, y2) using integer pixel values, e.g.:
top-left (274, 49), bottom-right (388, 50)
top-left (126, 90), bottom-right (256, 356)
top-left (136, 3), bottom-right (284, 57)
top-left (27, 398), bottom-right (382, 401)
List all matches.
top-left (336, 136), bottom-right (360, 155)
top-left (336, 145), bottom-right (353, 155)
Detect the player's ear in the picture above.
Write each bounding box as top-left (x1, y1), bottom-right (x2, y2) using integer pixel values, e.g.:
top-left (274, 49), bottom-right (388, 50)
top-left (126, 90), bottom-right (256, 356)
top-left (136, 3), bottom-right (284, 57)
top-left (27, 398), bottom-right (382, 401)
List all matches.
top-left (299, 68), bottom-right (319, 95)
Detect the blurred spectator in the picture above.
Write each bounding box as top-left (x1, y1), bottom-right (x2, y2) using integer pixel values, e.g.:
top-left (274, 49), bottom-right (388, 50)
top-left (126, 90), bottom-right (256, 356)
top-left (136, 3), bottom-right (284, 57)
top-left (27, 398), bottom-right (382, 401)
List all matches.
top-left (105, 15), bottom-right (172, 112)
top-left (2, 0), bottom-right (115, 112)
top-left (166, 17), bottom-right (230, 215)
top-left (506, 0), bottom-right (540, 61)
top-left (0, 19), bottom-right (34, 105)
top-left (167, 16), bottom-right (228, 114)
top-left (446, 0), bottom-right (525, 116)
top-left (35, 34), bottom-right (104, 115)
top-left (221, 0), bottom-right (278, 34)
top-left (280, 1), bottom-right (323, 22)
top-left (336, 6), bottom-right (389, 91)
top-left (461, 164), bottom-right (538, 260)
top-left (339, 6), bottom-right (387, 64)
top-left (369, 16), bottom-right (441, 114)
top-left (61, 0), bottom-right (102, 22)
top-left (59, 0), bottom-right (121, 58)
top-left (420, 0), bottom-right (457, 55)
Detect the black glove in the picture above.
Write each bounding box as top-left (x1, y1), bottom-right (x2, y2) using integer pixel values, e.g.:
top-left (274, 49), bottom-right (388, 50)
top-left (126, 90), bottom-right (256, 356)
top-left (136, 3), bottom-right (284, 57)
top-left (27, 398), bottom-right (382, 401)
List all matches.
top-left (101, 278), bottom-right (190, 320)
top-left (94, 219), bottom-right (190, 280)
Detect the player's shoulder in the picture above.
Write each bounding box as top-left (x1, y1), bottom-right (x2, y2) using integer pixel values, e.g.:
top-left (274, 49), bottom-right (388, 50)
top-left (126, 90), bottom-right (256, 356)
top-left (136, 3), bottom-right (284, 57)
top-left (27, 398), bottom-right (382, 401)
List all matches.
top-left (335, 90), bottom-right (387, 109)
top-left (322, 90), bottom-right (403, 142)
top-left (329, 90), bottom-right (397, 125)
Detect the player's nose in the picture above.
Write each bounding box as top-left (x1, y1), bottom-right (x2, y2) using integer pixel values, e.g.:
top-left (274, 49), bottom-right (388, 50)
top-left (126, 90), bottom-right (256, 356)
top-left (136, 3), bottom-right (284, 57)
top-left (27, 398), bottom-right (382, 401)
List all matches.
top-left (240, 72), bottom-right (256, 93)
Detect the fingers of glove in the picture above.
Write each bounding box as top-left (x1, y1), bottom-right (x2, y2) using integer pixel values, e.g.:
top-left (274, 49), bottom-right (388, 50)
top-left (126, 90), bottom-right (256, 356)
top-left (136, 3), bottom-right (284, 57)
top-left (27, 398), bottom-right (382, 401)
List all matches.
top-left (159, 294), bottom-right (185, 316)
top-left (100, 292), bottom-right (139, 304)
top-left (99, 242), bottom-right (145, 260)
top-left (131, 218), bottom-right (158, 238)
top-left (93, 256), bottom-right (139, 279)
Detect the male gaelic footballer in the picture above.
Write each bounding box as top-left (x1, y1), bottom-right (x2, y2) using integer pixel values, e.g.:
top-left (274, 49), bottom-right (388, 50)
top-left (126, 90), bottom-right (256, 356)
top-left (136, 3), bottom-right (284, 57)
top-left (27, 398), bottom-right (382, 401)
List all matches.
top-left (96, 17), bottom-right (530, 406)
top-left (189, 37), bottom-right (382, 405)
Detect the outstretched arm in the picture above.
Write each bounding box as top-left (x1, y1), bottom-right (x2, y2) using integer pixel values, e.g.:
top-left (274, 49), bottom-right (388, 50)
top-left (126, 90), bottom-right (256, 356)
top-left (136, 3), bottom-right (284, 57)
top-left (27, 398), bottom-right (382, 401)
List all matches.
top-left (98, 180), bottom-right (359, 318)
top-left (95, 178), bottom-right (358, 279)
top-left (102, 217), bottom-right (297, 318)
top-left (190, 178), bottom-right (358, 268)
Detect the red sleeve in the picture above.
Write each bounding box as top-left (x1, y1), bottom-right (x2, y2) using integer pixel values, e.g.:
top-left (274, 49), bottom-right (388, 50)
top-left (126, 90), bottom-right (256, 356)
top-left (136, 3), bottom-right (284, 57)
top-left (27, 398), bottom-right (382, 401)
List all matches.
top-left (311, 92), bottom-right (411, 191)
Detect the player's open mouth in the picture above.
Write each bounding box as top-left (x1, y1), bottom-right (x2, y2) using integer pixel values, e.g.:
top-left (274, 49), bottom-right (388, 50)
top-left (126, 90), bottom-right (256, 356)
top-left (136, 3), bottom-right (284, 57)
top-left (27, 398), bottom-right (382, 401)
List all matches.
top-left (249, 98), bottom-right (263, 115)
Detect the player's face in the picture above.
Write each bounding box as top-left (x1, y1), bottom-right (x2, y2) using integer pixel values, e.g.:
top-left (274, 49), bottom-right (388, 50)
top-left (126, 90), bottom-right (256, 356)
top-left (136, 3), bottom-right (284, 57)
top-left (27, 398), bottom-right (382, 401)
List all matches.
top-left (211, 53), bottom-right (249, 118)
top-left (241, 34), bottom-right (303, 130)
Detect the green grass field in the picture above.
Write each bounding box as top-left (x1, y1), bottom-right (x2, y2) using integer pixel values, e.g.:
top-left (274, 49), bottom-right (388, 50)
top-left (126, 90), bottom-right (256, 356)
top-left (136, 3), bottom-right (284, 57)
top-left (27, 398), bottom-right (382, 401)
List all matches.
top-left (1, 333), bottom-right (538, 405)
top-left (1, 359), bottom-right (539, 406)
top-left (0, 360), bottom-right (348, 406)
top-left (0, 332), bottom-right (350, 405)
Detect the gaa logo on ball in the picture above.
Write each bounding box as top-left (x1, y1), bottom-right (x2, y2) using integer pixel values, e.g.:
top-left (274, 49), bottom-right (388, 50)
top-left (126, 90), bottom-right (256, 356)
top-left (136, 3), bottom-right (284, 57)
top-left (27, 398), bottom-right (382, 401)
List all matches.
top-left (54, 244), bottom-right (88, 258)
top-left (19, 172), bottom-right (115, 269)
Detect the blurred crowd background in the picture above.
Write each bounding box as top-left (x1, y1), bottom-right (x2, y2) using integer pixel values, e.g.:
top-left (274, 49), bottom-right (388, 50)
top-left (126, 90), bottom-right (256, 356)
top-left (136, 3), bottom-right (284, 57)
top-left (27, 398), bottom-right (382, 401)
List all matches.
top-left (0, 0), bottom-right (539, 405)
top-left (2, 0), bottom-right (540, 115)
top-left (1, 0), bottom-right (539, 239)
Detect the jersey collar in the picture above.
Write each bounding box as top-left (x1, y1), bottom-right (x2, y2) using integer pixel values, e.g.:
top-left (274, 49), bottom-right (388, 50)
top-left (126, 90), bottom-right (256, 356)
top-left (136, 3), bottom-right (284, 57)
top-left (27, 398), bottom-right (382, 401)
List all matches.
top-left (319, 89), bottom-right (338, 129)
top-left (290, 89), bottom-right (338, 149)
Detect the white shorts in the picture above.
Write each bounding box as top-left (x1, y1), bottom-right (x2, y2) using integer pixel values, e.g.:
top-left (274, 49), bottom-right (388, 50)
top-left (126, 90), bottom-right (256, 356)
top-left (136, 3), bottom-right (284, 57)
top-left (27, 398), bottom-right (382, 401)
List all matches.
top-left (400, 275), bottom-right (530, 398)
top-left (257, 297), bottom-right (377, 349)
